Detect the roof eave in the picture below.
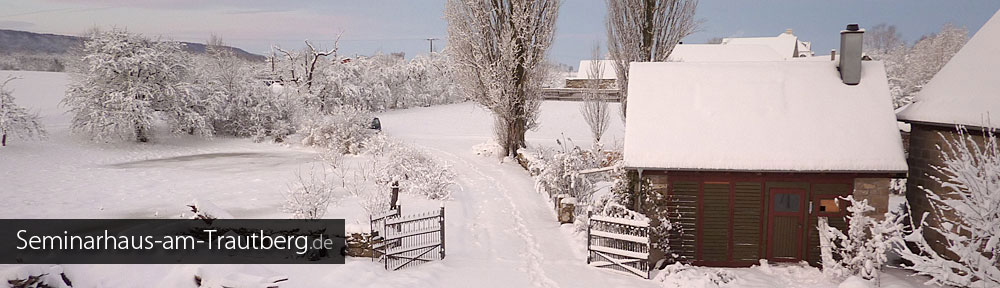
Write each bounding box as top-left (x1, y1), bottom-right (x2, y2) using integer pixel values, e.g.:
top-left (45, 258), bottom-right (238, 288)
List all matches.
top-left (623, 166), bottom-right (908, 178)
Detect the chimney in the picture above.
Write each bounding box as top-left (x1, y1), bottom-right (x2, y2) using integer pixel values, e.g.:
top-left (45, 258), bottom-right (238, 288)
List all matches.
top-left (831, 49), bottom-right (836, 61)
top-left (839, 24), bottom-right (864, 85)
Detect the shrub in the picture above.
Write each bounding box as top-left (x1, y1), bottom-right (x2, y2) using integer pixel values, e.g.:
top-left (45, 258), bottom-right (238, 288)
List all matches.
top-left (368, 134), bottom-right (456, 200)
top-left (282, 166), bottom-right (341, 219)
top-left (299, 108), bottom-right (375, 154)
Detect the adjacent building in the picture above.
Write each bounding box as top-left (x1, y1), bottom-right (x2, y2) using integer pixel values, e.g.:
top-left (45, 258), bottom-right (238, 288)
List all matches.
top-left (622, 26), bottom-right (907, 266)
top-left (895, 10), bottom-right (1000, 258)
top-left (562, 29), bottom-right (814, 92)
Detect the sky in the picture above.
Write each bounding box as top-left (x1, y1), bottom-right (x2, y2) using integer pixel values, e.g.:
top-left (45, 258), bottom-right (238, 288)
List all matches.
top-left (2, 0), bottom-right (999, 69)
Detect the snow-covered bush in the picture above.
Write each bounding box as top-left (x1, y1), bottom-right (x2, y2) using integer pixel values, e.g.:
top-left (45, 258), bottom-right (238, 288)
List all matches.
top-left (188, 198), bottom-right (234, 220)
top-left (370, 135), bottom-right (457, 200)
top-left (63, 29), bottom-right (210, 142)
top-left (0, 77), bottom-right (46, 147)
top-left (817, 196), bottom-right (901, 283)
top-left (282, 166), bottom-right (341, 220)
top-left (896, 127), bottom-right (1000, 287)
top-left (193, 44), bottom-right (295, 142)
top-left (280, 51), bottom-right (461, 113)
top-left (653, 262), bottom-right (736, 288)
top-left (334, 154), bottom-right (392, 217)
top-left (299, 107), bottom-right (375, 154)
top-left (528, 139), bottom-right (603, 202)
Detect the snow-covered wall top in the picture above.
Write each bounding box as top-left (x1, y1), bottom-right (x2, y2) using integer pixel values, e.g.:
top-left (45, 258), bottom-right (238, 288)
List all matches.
top-left (623, 61), bottom-right (908, 173)
top-left (897, 10), bottom-right (1000, 129)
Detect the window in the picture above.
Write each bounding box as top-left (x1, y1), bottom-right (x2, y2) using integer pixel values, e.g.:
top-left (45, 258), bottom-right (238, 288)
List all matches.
top-left (818, 199), bottom-right (840, 213)
top-left (773, 193), bottom-right (801, 212)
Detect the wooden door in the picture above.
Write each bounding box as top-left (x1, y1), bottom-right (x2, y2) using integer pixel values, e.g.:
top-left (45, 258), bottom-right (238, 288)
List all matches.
top-left (766, 188), bottom-right (806, 261)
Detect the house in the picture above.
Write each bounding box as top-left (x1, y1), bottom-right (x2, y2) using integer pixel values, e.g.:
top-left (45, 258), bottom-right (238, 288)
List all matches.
top-left (722, 29), bottom-right (815, 58)
top-left (566, 60), bottom-right (617, 89)
top-left (564, 30), bottom-right (812, 91)
top-left (622, 25), bottom-right (907, 266)
top-left (895, 10), bottom-right (1000, 258)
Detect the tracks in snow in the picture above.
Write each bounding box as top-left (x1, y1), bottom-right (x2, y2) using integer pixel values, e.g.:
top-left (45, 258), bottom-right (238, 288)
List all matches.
top-left (419, 145), bottom-right (560, 288)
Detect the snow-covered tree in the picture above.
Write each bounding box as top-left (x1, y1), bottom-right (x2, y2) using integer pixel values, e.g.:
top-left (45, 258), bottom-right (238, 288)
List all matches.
top-left (865, 23), bottom-right (904, 57)
top-left (580, 42), bottom-right (611, 143)
top-left (817, 196), bottom-right (901, 284)
top-left (445, 0), bottom-right (560, 157)
top-left (905, 24), bottom-right (967, 97)
top-left (0, 77), bottom-right (46, 146)
top-left (63, 29), bottom-right (209, 142)
top-left (896, 126), bottom-right (1000, 287)
top-left (863, 23), bottom-right (910, 109)
top-left (606, 0), bottom-right (699, 119)
top-left (195, 37), bottom-right (294, 142)
top-left (863, 23), bottom-right (968, 109)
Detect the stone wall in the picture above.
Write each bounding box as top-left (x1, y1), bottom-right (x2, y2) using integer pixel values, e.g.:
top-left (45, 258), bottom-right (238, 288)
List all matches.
top-left (852, 178), bottom-right (890, 220)
top-left (904, 123), bottom-right (988, 259)
top-left (565, 78), bottom-right (616, 89)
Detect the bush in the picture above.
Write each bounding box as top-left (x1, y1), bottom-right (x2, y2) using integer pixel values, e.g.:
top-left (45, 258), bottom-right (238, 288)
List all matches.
top-left (300, 108), bottom-right (375, 154)
top-left (193, 47), bottom-right (296, 143)
top-left (370, 135), bottom-right (456, 200)
top-left (817, 196), bottom-right (900, 283)
top-left (282, 166), bottom-right (342, 219)
top-left (527, 140), bottom-right (604, 204)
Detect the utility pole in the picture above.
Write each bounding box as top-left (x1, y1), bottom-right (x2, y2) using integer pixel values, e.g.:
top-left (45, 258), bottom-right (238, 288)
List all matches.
top-left (426, 38), bottom-right (439, 53)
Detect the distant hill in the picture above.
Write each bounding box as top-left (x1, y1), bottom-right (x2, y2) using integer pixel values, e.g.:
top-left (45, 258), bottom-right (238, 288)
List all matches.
top-left (0, 29), bottom-right (266, 62)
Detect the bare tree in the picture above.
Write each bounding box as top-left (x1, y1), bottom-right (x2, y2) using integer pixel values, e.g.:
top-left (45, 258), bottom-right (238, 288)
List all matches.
top-left (580, 42), bottom-right (610, 143)
top-left (606, 0), bottom-right (700, 120)
top-left (274, 37), bottom-right (340, 90)
top-left (446, 0), bottom-right (561, 157)
top-left (865, 23), bottom-right (904, 56)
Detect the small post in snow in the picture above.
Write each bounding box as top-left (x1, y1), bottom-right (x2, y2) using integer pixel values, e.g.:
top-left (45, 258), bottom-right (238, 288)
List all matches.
top-left (439, 203), bottom-right (446, 260)
top-left (390, 181), bottom-right (400, 209)
top-left (586, 208), bottom-right (592, 264)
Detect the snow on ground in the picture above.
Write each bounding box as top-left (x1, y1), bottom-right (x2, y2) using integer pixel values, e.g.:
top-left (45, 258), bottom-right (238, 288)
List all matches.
top-left (0, 70), bottom-right (928, 287)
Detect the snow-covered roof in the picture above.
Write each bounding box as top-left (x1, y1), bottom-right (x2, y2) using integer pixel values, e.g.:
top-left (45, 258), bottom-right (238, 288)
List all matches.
top-left (896, 10), bottom-right (1000, 129)
top-left (575, 60), bottom-right (617, 79)
top-left (797, 40), bottom-right (814, 57)
top-left (623, 61), bottom-right (907, 173)
top-left (722, 32), bottom-right (799, 58)
top-left (667, 44), bottom-right (785, 62)
top-left (573, 44), bottom-right (786, 79)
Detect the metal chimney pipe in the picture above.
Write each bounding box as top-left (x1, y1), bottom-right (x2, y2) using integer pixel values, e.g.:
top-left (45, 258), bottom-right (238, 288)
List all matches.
top-left (839, 24), bottom-right (864, 85)
top-left (831, 49), bottom-right (836, 61)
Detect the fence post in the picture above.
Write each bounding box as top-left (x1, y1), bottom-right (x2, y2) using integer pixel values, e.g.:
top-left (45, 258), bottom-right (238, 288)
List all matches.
top-left (586, 209), bottom-right (592, 264)
top-left (439, 204), bottom-right (446, 260)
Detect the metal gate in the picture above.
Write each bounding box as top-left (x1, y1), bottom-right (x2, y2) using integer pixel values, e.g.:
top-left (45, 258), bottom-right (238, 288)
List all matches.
top-left (372, 206), bottom-right (445, 270)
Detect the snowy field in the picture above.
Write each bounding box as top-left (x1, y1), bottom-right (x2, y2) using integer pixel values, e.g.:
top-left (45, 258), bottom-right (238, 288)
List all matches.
top-left (0, 70), bottom-right (930, 287)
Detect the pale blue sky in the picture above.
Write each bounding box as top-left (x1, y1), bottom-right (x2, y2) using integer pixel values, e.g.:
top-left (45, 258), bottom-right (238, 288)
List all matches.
top-left (2, 1), bottom-right (999, 68)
